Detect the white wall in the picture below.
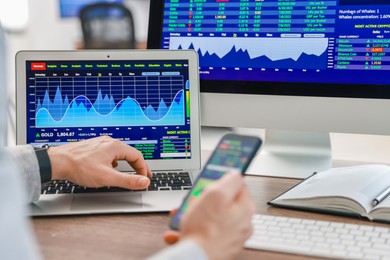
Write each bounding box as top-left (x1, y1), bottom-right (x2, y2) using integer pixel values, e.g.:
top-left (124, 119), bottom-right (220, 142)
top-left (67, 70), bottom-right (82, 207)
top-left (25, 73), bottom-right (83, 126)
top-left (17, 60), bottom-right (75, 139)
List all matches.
top-left (26, 0), bottom-right (150, 50)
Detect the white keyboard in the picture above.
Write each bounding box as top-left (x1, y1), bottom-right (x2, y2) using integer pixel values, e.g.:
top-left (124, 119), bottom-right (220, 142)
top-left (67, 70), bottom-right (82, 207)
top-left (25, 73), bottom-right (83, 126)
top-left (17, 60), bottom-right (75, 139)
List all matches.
top-left (245, 214), bottom-right (390, 260)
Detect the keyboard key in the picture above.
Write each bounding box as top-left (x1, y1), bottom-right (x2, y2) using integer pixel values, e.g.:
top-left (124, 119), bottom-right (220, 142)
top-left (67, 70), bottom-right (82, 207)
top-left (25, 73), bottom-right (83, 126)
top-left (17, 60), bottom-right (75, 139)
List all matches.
top-left (159, 187), bottom-right (171, 191)
top-left (45, 188), bottom-right (57, 194)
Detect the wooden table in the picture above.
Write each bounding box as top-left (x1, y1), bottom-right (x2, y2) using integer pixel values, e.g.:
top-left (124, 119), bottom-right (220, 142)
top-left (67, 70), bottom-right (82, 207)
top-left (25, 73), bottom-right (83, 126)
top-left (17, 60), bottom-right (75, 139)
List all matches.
top-left (32, 166), bottom-right (390, 260)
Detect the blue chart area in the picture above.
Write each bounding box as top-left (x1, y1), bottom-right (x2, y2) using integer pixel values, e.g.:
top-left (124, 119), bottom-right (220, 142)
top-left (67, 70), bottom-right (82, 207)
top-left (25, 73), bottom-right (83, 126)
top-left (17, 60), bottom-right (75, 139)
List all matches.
top-left (169, 37), bottom-right (329, 69)
top-left (35, 76), bottom-right (185, 128)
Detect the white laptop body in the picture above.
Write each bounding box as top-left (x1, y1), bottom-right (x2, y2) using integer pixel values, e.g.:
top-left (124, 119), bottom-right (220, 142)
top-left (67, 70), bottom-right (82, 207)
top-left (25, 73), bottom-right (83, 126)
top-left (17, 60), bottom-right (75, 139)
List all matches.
top-left (15, 50), bottom-right (201, 216)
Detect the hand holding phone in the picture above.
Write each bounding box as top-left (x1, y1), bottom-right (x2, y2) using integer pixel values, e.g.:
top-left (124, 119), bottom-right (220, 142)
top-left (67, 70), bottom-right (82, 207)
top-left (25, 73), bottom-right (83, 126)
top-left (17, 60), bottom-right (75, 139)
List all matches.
top-left (170, 133), bottom-right (262, 230)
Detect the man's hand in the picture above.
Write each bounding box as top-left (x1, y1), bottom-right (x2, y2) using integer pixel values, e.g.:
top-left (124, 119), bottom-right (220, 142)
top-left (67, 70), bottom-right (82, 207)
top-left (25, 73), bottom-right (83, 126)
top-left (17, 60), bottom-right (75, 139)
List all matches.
top-left (164, 173), bottom-right (255, 260)
top-left (47, 136), bottom-right (152, 190)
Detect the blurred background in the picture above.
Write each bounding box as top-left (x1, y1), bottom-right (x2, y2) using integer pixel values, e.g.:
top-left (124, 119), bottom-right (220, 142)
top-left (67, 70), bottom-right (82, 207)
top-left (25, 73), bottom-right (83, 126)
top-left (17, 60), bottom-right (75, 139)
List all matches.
top-left (0, 0), bottom-right (150, 145)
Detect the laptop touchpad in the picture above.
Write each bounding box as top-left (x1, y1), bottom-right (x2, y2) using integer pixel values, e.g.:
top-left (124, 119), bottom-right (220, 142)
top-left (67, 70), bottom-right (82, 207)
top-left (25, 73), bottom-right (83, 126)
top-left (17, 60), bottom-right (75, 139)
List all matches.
top-left (71, 194), bottom-right (142, 211)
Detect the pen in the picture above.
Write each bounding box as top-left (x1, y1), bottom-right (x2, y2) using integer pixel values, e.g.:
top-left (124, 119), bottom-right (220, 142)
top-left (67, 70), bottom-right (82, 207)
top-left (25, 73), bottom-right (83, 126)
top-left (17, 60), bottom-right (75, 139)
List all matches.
top-left (372, 186), bottom-right (390, 206)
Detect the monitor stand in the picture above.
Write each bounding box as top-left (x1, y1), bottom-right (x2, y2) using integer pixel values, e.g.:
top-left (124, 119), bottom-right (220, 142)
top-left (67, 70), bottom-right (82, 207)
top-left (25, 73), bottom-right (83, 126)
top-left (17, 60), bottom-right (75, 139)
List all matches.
top-left (244, 129), bottom-right (332, 179)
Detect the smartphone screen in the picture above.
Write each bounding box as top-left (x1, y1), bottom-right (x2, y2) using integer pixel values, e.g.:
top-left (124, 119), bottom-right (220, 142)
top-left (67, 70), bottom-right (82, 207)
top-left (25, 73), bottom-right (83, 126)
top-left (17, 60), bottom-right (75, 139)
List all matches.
top-left (170, 133), bottom-right (262, 230)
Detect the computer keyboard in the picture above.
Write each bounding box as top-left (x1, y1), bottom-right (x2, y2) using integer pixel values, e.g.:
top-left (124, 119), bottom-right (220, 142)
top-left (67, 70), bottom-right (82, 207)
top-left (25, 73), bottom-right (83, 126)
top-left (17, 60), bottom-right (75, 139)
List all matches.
top-left (41, 171), bottom-right (192, 194)
top-left (245, 214), bottom-right (390, 260)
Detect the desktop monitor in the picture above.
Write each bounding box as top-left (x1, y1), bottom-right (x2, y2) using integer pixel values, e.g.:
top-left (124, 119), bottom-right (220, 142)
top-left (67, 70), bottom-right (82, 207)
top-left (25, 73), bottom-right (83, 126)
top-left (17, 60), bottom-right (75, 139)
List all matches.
top-left (147, 0), bottom-right (390, 178)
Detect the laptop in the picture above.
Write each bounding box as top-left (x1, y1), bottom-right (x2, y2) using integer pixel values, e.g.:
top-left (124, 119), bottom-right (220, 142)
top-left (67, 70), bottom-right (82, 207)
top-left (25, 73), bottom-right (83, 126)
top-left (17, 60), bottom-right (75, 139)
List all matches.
top-left (15, 50), bottom-right (201, 216)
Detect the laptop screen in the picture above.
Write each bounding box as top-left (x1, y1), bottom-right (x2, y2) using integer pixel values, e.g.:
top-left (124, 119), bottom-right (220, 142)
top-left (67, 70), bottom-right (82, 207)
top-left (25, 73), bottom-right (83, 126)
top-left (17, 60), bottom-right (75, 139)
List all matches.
top-left (24, 59), bottom-right (192, 161)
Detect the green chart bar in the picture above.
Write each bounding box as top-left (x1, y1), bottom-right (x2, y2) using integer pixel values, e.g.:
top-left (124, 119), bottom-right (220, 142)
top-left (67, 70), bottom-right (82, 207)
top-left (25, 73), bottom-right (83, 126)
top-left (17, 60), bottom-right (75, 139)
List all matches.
top-left (186, 91), bottom-right (190, 117)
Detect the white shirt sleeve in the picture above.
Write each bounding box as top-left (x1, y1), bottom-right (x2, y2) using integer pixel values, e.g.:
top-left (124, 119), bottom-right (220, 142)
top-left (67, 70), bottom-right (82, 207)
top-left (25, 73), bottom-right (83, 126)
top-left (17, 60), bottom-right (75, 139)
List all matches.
top-left (7, 145), bottom-right (41, 203)
top-left (0, 22), bottom-right (41, 260)
top-left (0, 148), bottom-right (41, 259)
top-left (147, 239), bottom-right (208, 260)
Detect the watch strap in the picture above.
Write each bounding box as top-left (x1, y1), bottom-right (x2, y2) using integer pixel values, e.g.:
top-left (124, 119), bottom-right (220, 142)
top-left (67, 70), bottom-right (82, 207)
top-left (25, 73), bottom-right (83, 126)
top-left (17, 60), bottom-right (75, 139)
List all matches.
top-left (34, 147), bottom-right (52, 183)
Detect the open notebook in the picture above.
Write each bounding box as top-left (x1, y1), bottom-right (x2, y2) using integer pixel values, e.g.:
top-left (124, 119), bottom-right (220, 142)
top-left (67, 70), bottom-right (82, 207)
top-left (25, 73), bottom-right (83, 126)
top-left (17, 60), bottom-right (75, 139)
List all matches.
top-left (15, 50), bottom-right (201, 216)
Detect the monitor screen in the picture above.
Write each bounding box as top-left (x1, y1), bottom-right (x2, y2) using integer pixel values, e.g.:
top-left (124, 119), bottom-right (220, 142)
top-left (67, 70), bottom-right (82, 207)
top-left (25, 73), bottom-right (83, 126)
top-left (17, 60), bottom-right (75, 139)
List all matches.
top-left (147, 0), bottom-right (390, 178)
top-left (148, 0), bottom-right (390, 98)
top-left (59, 0), bottom-right (123, 18)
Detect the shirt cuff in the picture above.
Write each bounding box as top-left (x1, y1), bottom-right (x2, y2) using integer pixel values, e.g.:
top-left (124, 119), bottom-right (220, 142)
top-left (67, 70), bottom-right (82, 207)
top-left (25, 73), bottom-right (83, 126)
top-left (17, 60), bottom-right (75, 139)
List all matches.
top-left (7, 145), bottom-right (41, 203)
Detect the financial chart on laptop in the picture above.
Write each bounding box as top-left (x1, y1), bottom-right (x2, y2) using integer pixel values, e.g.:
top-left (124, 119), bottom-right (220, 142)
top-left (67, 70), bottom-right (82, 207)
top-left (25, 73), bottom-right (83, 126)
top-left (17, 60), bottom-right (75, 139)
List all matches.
top-left (16, 50), bottom-right (201, 215)
top-left (26, 57), bottom-right (192, 161)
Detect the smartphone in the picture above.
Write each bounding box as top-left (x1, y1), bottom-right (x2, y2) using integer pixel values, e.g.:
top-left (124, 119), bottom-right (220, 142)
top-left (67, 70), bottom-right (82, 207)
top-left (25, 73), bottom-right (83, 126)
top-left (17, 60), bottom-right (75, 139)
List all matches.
top-left (170, 133), bottom-right (262, 230)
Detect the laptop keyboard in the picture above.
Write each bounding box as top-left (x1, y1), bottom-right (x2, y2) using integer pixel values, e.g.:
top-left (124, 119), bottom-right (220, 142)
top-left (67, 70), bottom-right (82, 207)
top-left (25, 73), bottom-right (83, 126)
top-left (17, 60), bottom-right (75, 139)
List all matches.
top-left (41, 172), bottom-right (192, 195)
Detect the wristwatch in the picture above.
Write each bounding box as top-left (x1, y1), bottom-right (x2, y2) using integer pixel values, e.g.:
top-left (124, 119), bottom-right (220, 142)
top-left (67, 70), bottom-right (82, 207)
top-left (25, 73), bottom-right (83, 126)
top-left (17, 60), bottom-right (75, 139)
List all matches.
top-left (34, 145), bottom-right (52, 183)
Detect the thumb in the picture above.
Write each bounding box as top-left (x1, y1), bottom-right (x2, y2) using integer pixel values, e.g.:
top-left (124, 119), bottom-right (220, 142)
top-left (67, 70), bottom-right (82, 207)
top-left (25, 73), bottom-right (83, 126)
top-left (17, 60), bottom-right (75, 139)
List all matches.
top-left (206, 172), bottom-right (244, 206)
top-left (164, 230), bottom-right (181, 245)
top-left (169, 208), bottom-right (178, 217)
top-left (104, 168), bottom-right (151, 189)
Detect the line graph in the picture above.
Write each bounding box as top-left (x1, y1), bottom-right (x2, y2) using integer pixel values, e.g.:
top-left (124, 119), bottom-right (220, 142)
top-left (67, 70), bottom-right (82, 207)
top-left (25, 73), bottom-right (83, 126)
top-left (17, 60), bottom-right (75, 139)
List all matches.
top-left (169, 37), bottom-right (329, 69)
top-left (34, 75), bottom-right (185, 128)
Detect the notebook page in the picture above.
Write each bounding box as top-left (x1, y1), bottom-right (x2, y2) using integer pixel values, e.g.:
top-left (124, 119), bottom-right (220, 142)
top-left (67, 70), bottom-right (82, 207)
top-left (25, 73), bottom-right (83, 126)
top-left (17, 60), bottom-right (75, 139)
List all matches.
top-left (275, 164), bottom-right (390, 213)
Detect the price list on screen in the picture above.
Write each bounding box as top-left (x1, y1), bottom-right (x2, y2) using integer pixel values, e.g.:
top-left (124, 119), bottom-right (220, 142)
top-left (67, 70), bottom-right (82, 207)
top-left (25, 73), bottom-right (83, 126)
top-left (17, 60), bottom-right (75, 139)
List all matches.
top-left (161, 0), bottom-right (390, 84)
top-left (164, 0), bottom-right (337, 36)
top-left (335, 39), bottom-right (390, 70)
